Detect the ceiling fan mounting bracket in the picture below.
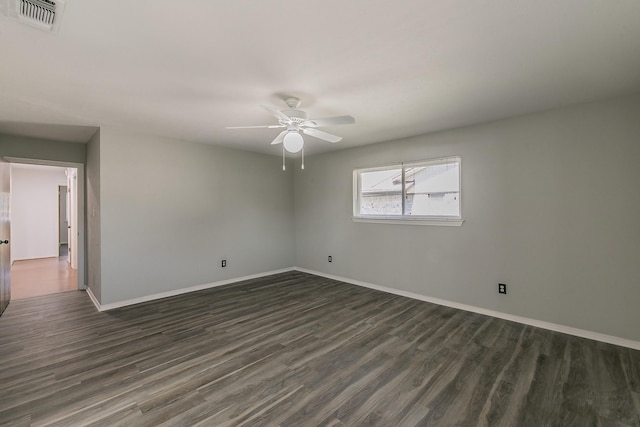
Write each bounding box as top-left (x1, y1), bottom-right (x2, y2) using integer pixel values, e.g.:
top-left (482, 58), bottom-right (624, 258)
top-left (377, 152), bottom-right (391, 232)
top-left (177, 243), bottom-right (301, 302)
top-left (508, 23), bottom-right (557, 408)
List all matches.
top-left (285, 97), bottom-right (301, 109)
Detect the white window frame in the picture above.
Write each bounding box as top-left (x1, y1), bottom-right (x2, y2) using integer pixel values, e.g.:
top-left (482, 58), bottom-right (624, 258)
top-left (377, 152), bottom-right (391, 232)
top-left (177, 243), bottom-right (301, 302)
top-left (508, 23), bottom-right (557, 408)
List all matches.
top-left (352, 156), bottom-right (464, 226)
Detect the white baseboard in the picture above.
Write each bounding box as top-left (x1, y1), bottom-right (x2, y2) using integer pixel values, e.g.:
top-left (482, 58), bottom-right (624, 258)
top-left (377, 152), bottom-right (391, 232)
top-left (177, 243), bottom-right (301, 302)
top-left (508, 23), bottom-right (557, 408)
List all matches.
top-left (86, 286), bottom-right (101, 311)
top-left (85, 267), bottom-right (295, 312)
top-left (293, 267), bottom-right (640, 351)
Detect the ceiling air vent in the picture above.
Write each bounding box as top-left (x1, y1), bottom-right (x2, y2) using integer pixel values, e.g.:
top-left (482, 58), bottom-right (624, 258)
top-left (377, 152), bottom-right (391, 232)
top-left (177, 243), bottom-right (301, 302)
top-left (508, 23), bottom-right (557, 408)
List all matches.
top-left (5, 0), bottom-right (65, 32)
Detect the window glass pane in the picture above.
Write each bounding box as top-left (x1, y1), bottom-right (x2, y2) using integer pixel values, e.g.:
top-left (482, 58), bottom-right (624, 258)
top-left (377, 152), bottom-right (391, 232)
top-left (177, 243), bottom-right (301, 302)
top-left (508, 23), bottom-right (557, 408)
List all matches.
top-left (358, 168), bottom-right (402, 215)
top-left (405, 161), bottom-right (460, 217)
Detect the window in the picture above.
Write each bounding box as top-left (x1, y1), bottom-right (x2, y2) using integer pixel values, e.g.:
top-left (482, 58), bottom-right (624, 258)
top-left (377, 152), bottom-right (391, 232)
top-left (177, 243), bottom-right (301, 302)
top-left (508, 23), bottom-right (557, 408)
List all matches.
top-left (353, 156), bottom-right (462, 225)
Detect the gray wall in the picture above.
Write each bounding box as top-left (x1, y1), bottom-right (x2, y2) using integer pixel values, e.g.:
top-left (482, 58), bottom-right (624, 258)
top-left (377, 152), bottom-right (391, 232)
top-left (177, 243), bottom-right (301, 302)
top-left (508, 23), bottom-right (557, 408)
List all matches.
top-left (86, 130), bottom-right (101, 301)
top-left (0, 135), bottom-right (86, 164)
top-left (293, 94), bottom-right (640, 342)
top-left (97, 128), bottom-right (295, 304)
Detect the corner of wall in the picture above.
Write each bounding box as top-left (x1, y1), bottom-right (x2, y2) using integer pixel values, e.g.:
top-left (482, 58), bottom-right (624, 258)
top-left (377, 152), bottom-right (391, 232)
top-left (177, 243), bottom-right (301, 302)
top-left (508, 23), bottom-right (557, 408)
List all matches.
top-left (85, 129), bottom-right (102, 303)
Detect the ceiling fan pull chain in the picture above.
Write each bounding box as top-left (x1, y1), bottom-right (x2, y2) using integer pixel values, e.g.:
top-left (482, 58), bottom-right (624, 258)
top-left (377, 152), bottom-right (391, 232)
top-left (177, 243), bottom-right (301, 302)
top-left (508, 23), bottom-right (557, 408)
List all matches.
top-left (301, 146), bottom-right (305, 170)
top-left (282, 144), bottom-right (286, 171)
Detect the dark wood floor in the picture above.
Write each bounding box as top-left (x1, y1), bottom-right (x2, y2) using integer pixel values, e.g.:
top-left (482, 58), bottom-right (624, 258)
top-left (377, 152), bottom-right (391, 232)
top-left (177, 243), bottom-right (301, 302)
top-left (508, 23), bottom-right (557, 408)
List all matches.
top-left (0, 271), bottom-right (638, 426)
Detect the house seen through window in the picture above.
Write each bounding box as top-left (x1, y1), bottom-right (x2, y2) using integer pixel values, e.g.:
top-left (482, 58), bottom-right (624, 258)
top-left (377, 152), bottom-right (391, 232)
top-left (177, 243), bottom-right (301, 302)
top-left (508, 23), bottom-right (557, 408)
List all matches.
top-left (354, 156), bottom-right (461, 220)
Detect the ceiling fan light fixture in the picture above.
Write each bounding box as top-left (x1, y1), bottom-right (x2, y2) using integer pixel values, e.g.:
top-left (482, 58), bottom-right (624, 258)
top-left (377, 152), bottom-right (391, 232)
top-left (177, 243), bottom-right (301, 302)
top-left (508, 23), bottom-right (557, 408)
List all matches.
top-left (283, 131), bottom-right (304, 153)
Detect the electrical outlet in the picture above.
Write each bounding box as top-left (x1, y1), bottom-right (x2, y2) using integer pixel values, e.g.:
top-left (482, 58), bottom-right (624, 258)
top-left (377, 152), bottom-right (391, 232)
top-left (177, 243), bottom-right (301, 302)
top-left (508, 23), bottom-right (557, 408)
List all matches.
top-left (221, 259), bottom-right (227, 268)
top-left (498, 283), bottom-right (507, 294)
top-left (328, 256), bottom-right (332, 263)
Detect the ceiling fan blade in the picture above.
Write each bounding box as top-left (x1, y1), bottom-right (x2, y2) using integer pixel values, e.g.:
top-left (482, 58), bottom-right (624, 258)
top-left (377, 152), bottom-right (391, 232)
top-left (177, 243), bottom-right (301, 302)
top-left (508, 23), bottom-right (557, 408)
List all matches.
top-left (261, 105), bottom-right (291, 123)
top-left (303, 127), bottom-right (342, 143)
top-left (225, 125), bottom-right (284, 129)
top-left (270, 130), bottom-right (287, 145)
top-left (302, 115), bottom-right (355, 128)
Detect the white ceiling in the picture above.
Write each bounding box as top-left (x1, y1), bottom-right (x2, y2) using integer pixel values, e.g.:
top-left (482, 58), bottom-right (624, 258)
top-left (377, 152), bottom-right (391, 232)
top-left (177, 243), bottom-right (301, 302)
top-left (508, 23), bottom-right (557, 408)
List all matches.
top-left (1, 1), bottom-right (639, 156)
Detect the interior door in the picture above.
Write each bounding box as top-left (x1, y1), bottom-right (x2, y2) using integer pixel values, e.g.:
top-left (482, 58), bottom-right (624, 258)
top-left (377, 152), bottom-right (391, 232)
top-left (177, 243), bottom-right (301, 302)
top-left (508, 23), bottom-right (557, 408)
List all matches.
top-left (0, 158), bottom-right (10, 315)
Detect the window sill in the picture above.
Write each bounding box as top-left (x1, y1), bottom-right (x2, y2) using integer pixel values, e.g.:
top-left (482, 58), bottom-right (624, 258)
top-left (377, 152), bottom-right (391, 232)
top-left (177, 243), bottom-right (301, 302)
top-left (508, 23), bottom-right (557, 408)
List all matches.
top-left (351, 217), bottom-right (464, 227)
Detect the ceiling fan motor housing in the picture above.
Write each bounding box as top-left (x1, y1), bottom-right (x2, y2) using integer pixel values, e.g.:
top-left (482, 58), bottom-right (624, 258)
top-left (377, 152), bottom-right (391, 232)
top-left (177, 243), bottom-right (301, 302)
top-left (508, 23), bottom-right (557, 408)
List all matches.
top-left (282, 109), bottom-right (308, 123)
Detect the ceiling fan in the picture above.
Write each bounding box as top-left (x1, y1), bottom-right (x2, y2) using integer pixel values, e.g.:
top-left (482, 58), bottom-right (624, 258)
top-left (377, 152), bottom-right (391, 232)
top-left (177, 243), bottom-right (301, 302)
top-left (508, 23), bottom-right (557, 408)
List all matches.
top-left (226, 97), bottom-right (355, 155)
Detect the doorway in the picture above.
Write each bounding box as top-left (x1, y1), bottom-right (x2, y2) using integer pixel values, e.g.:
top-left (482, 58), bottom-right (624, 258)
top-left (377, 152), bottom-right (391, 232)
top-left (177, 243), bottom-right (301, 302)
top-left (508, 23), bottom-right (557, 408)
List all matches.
top-left (7, 160), bottom-right (85, 300)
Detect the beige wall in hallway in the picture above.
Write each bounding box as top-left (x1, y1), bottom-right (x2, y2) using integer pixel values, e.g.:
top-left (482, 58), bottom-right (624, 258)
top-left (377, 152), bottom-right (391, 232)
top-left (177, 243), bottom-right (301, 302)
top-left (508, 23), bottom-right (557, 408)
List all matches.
top-left (10, 164), bottom-right (67, 262)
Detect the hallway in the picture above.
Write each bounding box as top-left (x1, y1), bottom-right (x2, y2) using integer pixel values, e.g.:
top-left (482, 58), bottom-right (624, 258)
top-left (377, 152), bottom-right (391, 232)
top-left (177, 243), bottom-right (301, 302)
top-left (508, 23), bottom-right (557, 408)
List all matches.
top-left (11, 252), bottom-right (77, 299)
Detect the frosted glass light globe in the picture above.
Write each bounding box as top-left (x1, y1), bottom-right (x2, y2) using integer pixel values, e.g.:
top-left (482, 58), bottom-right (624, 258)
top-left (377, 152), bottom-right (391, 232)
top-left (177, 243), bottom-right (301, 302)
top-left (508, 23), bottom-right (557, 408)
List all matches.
top-left (283, 132), bottom-right (304, 153)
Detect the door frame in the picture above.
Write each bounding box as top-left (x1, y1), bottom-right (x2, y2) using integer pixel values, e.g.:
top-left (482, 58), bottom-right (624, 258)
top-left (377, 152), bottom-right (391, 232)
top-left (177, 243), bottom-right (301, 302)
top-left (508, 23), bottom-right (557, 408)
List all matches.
top-left (59, 184), bottom-right (68, 247)
top-left (6, 157), bottom-right (86, 290)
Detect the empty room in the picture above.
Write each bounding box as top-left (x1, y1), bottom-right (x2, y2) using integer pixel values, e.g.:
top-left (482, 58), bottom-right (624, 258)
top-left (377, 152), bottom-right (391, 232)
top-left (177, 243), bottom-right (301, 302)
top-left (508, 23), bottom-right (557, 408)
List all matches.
top-left (1, 1), bottom-right (639, 426)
